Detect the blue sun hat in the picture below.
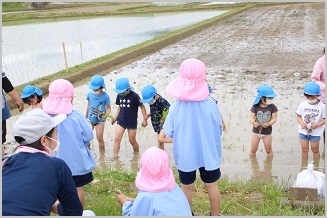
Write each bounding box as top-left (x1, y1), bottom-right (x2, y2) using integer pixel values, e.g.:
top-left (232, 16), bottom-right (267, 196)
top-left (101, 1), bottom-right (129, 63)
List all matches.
top-left (253, 84), bottom-right (277, 104)
top-left (304, 81), bottom-right (320, 96)
top-left (21, 85), bottom-right (43, 98)
top-left (141, 85), bottom-right (157, 103)
top-left (89, 75), bottom-right (106, 90)
top-left (114, 77), bottom-right (134, 93)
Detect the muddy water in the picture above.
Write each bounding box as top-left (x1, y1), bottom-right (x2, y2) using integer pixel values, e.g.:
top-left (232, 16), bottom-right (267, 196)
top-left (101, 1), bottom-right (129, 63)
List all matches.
top-left (3, 2), bottom-right (325, 186)
top-left (2, 10), bottom-right (229, 86)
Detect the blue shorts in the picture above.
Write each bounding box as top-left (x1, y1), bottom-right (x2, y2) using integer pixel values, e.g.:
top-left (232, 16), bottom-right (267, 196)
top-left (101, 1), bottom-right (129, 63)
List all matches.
top-left (178, 167), bottom-right (221, 185)
top-left (72, 172), bottom-right (94, 187)
top-left (117, 120), bottom-right (137, 129)
top-left (299, 133), bottom-right (320, 142)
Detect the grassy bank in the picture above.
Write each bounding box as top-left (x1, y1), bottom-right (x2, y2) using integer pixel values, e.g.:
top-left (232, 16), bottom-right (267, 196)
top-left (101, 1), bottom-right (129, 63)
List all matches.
top-left (80, 169), bottom-right (325, 216)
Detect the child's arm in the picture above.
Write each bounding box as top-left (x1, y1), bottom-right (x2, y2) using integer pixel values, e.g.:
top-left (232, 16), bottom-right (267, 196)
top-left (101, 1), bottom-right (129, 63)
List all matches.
top-left (296, 114), bottom-right (307, 129)
top-left (250, 112), bottom-right (260, 128)
top-left (262, 112), bottom-right (277, 128)
top-left (85, 100), bottom-right (90, 118)
top-left (112, 106), bottom-right (120, 125)
top-left (158, 129), bottom-right (173, 143)
top-left (105, 104), bottom-right (111, 115)
top-left (311, 118), bottom-right (325, 129)
top-left (139, 104), bottom-right (148, 127)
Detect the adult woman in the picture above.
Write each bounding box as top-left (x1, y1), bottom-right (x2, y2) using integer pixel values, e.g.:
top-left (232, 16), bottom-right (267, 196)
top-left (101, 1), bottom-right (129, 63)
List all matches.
top-left (2, 109), bottom-right (83, 216)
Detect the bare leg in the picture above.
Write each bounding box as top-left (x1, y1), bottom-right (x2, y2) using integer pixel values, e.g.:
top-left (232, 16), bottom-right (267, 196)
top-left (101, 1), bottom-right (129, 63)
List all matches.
top-left (113, 124), bottom-right (125, 159)
top-left (204, 182), bottom-right (221, 216)
top-left (300, 138), bottom-right (309, 158)
top-left (95, 123), bottom-right (105, 149)
top-left (181, 183), bottom-right (194, 211)
top-left (77, 186), bottom-right (85, 208)
top-left (262, 134), bottom-right (273, 156)
top-left (127, 129), bottom-right (139, 153)
top-left (310, 140), bottom-right (320, 159)
top-left (249, 133), bottom-right (260, 157)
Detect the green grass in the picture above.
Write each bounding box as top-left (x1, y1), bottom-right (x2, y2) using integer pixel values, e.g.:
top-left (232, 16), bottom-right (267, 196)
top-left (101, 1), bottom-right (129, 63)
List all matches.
top-left (2, 2), bottom-right (27, 12)
top-left (79, 169), bottom-right (325, 216)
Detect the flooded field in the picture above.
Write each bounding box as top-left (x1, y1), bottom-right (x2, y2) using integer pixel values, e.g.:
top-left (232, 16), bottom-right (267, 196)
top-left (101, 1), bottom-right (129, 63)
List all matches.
top-left (3, 2), bottom-right (325, 186)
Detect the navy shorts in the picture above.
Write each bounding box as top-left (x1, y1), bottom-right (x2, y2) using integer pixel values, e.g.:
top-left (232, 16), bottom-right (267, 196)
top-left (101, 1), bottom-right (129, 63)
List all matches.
top-left (73, 172), bottom-right (94, 187)
top-left (117, 120), bottom-right (137, 129)
top-left (178, 167), bottom-right (221, 185)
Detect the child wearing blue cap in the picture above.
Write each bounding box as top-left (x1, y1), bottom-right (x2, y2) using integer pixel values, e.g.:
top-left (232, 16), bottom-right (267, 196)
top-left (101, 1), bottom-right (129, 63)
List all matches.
top-left (112, 77), bottom-right (148, 159)
top-left (141, 85), bottom-right (170, 150)
top-left (249, 84), bottom-right (278, 157)
top-left (20, 85), bottom-right (43, 110)
top-left (86, 75), bottom-right (111, 149)
top-left (296, 82), bottom-right (325, 158)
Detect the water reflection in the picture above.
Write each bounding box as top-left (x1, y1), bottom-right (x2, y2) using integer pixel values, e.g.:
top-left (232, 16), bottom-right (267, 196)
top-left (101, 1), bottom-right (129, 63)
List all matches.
top-left (250, 156), bottom-right (273, 181)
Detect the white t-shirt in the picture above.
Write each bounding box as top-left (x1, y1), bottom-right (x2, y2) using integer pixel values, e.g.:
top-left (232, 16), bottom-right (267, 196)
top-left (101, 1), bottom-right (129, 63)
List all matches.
top-left (295, 101), bottom-right (325, 136)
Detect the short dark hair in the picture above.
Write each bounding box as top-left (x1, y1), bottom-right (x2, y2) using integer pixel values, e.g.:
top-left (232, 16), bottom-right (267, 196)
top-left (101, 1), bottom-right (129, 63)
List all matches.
top-left (14, 127), bottom-right (55, 151)
top-left (22, 94), bottom-right (43, 105)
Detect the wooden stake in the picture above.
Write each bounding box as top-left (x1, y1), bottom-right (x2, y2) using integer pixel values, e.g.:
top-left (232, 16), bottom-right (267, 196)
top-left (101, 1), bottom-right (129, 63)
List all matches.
top-left (62, 42), bottom-right (68, 72)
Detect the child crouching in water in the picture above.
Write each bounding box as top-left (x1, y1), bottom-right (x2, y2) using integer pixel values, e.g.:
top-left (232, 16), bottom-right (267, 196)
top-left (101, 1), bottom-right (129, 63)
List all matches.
top-left (141, 85), bottom-right (170, 150)
top-left (20, 85), bottom-right (43, 110)
top-left (296, 82), bottom-right (325, 158)
top-left (250, 84), bottom-right (278, 157)
top-left (116, 146), bottom-right (192, 216)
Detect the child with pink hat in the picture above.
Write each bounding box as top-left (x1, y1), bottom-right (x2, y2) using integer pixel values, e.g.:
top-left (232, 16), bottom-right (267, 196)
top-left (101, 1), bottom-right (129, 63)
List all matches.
top-left (43, 79), bottom-right (95, 208)
top-left (116, 146), bottom-right (192, 216)
top-left (158, 58), bottom-right (223, 216)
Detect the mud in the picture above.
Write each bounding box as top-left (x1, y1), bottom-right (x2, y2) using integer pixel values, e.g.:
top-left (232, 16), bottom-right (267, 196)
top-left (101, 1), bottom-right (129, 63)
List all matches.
top-left (3, 2), bottom-right (325, 185)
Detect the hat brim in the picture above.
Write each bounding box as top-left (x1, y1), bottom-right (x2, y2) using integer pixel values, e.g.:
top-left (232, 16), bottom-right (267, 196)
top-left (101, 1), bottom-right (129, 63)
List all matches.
top-left (254, 93), bottom-right (277, 104)
top-left (52, 114), bottom-right (67, 127)
top-left (135, 168), bottom-right (176, 192)
top-left (304, 91), bottom-right (320, 96)
top-left (115, 86), bottom-right (134, 94)
top-left (166, 77), bottom-right (209, 101)
top-left (21, 92), bottom-right (33, 98)
top-left (141, 96), bottom-right (153, 103)
top-left (90, 83), bottom-right (107, 91)
top-left (43, 97), bottom-right (73, 115)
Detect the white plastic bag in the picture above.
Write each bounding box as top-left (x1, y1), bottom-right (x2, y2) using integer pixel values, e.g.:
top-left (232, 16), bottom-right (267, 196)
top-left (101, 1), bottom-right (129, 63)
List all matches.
top-left (293, 161), bottom-right (325, 198)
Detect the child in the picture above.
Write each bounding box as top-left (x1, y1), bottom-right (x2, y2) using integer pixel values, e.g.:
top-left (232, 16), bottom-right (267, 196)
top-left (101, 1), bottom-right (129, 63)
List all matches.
top-left (111, 77), bottom-right (148, 159)
top-left (43, 79), bottom-right (96, 208)
top-left (116, 146), bottom-right (192, 216)
top-left (20, 85), bottom-right (43, 110)
top-left (158, 58), bottom-right (223, 216)
top-left (250, 84), bottom-right (278, 157)
top-left (141, 85), bottom-right (170, 150)
top-left (296, 82), bottom-right (325, 158)
top-left (86, 75), bottom-right (111, 149)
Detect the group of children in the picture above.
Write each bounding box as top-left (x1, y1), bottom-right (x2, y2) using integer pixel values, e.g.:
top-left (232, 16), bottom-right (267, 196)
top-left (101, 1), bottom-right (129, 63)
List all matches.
top-left (3, 53), bottom-right (325, 215)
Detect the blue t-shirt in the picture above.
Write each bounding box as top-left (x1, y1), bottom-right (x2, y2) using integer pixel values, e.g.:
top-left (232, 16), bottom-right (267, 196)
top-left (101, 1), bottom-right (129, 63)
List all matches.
top-left (163, 98), bottom-right (223, 172)
top-left (2, 152), bottom-right (83, 216)
top-left (149, 94), bottom-right (170, 133)
top-left (86, 91), bottom-right (110, 123)
top-left (2, 72), bottom-right (11, 121)
top-left (115, 91), bottom-right (143, 127)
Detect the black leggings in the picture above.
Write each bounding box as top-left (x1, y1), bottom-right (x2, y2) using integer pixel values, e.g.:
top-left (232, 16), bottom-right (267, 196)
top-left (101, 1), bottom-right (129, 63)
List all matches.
top-left (2, 120), bottom-right (7, 144)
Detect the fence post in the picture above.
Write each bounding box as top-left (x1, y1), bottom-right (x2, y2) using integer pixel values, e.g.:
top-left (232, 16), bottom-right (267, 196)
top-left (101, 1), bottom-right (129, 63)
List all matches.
top-left (62, 42), bottom-right (68, 72)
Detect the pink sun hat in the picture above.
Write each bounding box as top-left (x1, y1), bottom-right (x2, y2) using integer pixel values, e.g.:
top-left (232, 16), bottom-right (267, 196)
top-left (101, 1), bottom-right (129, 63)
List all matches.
top-left (165, 58), bottom-right (209, 101)
top-left (43, 79), bottom-right (74, 115)
top-left (135, 146), bottom-right (175, 192)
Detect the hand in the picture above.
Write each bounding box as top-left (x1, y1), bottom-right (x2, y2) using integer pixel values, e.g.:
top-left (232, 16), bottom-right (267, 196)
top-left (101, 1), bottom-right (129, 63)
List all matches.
top-left (141, 119), bottom-right (148, 127)
top-left (262, 123), bottom-right (269, 128)
top-left (253, 122), bottom-right (260, 128)
top-left (222, 122), bottom-right (226, 132)
top-left (15, 99), bottom-right (24, 112)
top-left (116, 191), bottom-right (128, 206)
top-left (311, 123), bottom-right (318, 129)
top-left (51, 200), bottom-right (60, 214)
top-left (300, 124), bottom-right (307, 129)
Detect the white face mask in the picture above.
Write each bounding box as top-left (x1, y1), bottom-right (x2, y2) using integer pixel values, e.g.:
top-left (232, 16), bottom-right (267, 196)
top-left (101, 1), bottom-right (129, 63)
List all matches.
top-left (265, 99), bottom-right (273, 105)
top-left (148, 98), bottom-right (156, 105)
top-left (46, 136), bottom-right (60, 157)
top-left (307, 99), bottom-right (317, 104)
top-left (93, 90), bottom-right (101, 95)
